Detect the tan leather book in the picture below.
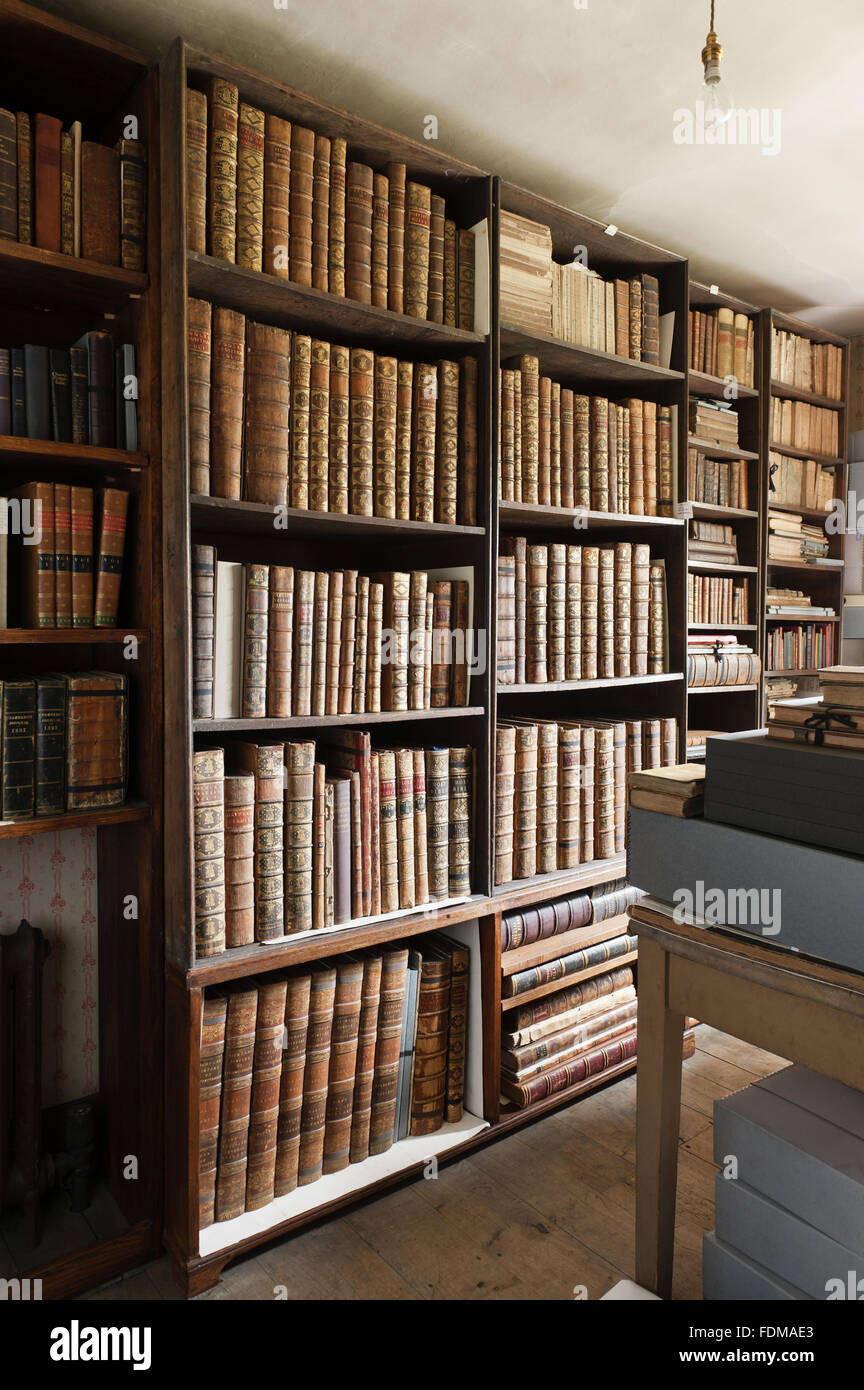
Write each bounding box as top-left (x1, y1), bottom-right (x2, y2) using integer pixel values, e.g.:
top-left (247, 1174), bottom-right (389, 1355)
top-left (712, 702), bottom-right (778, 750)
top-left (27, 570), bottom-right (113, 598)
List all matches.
top-left (565, 545), bottom-right (582, 681)
top-left (547, 543), bottom-right (566, 682)
top-left (328, 136), bottom-right (347, 296)
top-left (298, 962), bottom-right (337, 1184)
top-left (560, 387), bottom-right (575, 509)
top-left (245, 976), bottom-right (288, 1210)
top-left (526, 543), bottom-right (548, 684)
top-left (224, 772), bottom-right (255, 948)
top-left (412, 747), bottom-right (429, 903)
top-left (193, 747), bottom-right (226, 958)
top-left (573, 392), bottom-right (590, 508)
top-left (338, 570), bottom-right (357, 715)
top-left (233, 741), bottom-right (285, 942)
top-left (211, 307), bottom-right (245, 499)
top-left (443, 218), bottom-right (457, 326)
top-left (538, 374), bottom-right (552, 507)
top-left (384, 161), bottom-right (406, 313)
top-left (435, 358), bottom-right (459, 524)
top-left (443, 937), bottom-right (469, 1121)
top-left (428, 193), bottom-right (445, 324)
top-left (207, 78), bottom-right (239, 262)
top-left (424, 746), bottom-right (449, 899)
top-left (53, 482), bottom-right (72, 630)
top-left (494, 724), bottom-right (516, 886)
top-left (322, 957), bottom-right (364, 1173)
top-left (579, 723), bottom-right (596, 861)
top-left (199, 994), bottom-right (228, 1228)
top-left (430, 580), bottom-right (452, 707)
top-left (630, 542), bottom-right (650, 677)
top-left (64, 670), bottom-right (127, 812)
top-left (348, 953), bottom-right (384, 1163)
top-left (284, 740), bottom-right (315, 933)
top-left (70, 485), bottom-right (94, 628)
top-left (328, 342), bottom-right (350, 513)
top-left (311, 570), bottom-right (329, 716)
top-left (411, 361), bottom-right (436, 522)
top-left (371, 171), bottom-right (389, 308)
top-left (378, 571), bottom-right (410, 711)
top-left (535, 720), bottom-right (558, 874)
top-left (241, 562), bottom-right (269, 717)
top-left (262, 113), bottom-right (290, 278)
top-left (614, 542), bottom-right (632, 678)
top-left (500, 368), bottom-right (515, 502)
top-left (325, 569), bottom-right (343, 716)
top-left (648, 560), bottom-right (667, 674)
top-left (512, 722), bottom-right (538, 880)
top-left (557, 722), bottom-right (582, 868)
top-left (589, 395), bottom-right (608, 512)
top-left (408, 571), bottom-right (428, 711)
top-left (290, 332), bottom-right (311, 509)
top-left (16, 112), bottom-right (32, 246)
top-left (581, 545), bottom-right (599, 680)
top-left (373, 354), bottom-right (398, 518)
top-left (519, 355), bottom-right (540, 504)
top-left (16, 481), bottom-right (55, 627)
top-left (274, 972), bottom-right (312, 1195)
top-left (598, 546), bottom-right (615, 679)
top-left (409, 943), bottom-right (451, 1135)
top-left (498, 553), bottom-right (516, 687)
top-left (311, 133), bottom-right (330, 292)
top-left (187, 297), bottom-right (212, 495)
top-left (243, 321), bottom-right (291, 506)
top-left (34, 112), bottom-right (62, 253)
top-left (394, 747), bottom-right (416, 908)
top-left (311, 761), bottom-right (326, 929)
top-left (353, 576), bottom-right (369, 714)
top-left (325, 778), bottom-right (335, 925)
top-left (370, 750), bottom-right (383, 918)
top-left (288, 125), bottom-right (314, 285)
top-left (236, 104), bottom-right (265, 270)
top-left (292, 571), bottom-right (314, 716)
top-left (457, 229), bottom-right (475, 331)
top-left (349, 347), bottom-right (374, 515)
top-left (215, 984), bottom-right (257, 1219)
top-left (368, 948), bottom-right (409, 1154)
top-left (366, 581), bottom-right (383, 713)
top-left (186, 88), bottom-right (208, 254)
top-left (345, 161), bottom-right (373, 303)
top-left (93, 487), bottom-right (129, 628)
top-left (643, 399), bottom-right (658, 516)
top-left (395, 359), bottom-right (413, 521)
top-left (309, 338), bottom-right (330, 512)
top-left (550, 379), bottom-right (562, 507)
top-left (448, 746), bottom-right (472, 897)
top-left (404, 182), bottom-right (431, 318)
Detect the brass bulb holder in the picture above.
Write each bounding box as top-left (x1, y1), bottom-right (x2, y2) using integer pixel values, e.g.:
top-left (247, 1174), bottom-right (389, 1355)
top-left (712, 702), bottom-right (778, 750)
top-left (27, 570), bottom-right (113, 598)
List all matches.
top-left (702, 29), bottom-right (723, 71)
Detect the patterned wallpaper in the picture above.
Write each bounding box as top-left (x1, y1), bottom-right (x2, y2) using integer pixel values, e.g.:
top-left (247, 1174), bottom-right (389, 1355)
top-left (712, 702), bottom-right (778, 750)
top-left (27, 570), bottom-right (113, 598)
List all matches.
top-left (0, 829), bottom-right (98, 1107)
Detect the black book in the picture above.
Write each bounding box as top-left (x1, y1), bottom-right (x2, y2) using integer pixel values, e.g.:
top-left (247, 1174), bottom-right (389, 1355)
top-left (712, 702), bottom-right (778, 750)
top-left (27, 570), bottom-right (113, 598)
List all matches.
top-left (70, 345), bottom-right (89, 445)
top-left (49, 347), bottom-right (73, 443)
top-left (1, 677), bottom-right (36, 820)
top-left (35, 675), bottom-right (66, 816)
top-left (72, 331), bottom-right (115, 448)
top-left (10, 347), bottom-right (26, 436)
top-left (0, 345), bottom-right (10, 435)
top-left (23, 344), bottom-right (51, 440)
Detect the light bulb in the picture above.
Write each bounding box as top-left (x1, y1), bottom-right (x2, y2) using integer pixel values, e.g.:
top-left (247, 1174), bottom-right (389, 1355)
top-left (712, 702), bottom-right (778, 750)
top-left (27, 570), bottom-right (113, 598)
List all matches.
top-left (703, 70), bottom-right (735, 127)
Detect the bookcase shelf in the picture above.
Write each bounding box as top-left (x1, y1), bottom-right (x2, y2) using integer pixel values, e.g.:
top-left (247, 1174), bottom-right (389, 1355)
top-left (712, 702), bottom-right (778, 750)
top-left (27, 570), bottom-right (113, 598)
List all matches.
top-left (688, 435), bottom-right (759, 462)
top-left (0, 628), bottom-right (149, 644)
top-left (496, 673), bottom-right (684, 695)
top-left (689, 501), bottom-right (759, 521)
top-left (770, 379), bottom-right (844, 410)
top-left (0, 236), bottom-right (148, 309)
top-left (766, 558), bottom-right (844, 571)
top-left (768, 441), bottom-right (844, 467)
top-left (765, 614), bottom-right (839, 623)
top-left (499, 322), bottom-right (685, 389)
top-left (193, 707), bottom-right (485, 733)
top-left (688, 623), bottom-right (758, 632)
top-left (687, 561), bottom-right (758, 575)
top-left (0, 799), bottom-right (150, 840)
top-left (0, 436), bottom-right (149, 470)
top-left (688, 683), bottom-right (760, 695)
top-left (688, 368), bottom-right (758, 400)
top-left (500, 949), bottom-right (639, 1012)
top-left (499, 501), bottom-right (684, 532)
top-left (189, 495), bottom-right (485, 539)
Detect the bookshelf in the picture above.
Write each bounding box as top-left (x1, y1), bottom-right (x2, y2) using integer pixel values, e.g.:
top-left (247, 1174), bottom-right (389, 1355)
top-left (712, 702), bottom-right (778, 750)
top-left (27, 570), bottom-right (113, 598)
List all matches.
top-left (0, 1), bottom-right (163, 1299)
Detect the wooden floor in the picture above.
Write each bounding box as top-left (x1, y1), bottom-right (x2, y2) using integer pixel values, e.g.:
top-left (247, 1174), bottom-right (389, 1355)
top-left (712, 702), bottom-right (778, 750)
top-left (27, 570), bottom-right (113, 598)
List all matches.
top-left (83, 1026), bottom-right (786, 1302)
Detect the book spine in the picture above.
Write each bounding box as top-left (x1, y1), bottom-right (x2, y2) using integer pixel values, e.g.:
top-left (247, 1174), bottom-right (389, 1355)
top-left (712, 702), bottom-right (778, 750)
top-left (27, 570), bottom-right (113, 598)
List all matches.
top-left (374, 355), bottom-right (398, 518)
top-left (284, 740), bottom-right (315, 933)
top-left (274, 973), bottom-right (312, 1196)
top-left (198, 995), bottom-right (228, 1227)
top-left (345, 161), bottom-right (373, 303)
top-left (308, 338), bottom-right (330, 512)
top-left (93, 487), bottom-right (128, 627)
top-left (443, 218), bottom-right (457, 326)
top-left (435, 359), bottom-right (459, 524)
top-left (311, 134), bottom-right (330, 292)
top-left (191, 543), bottom-right (215, 718)
top-left (395, 360), bottom-right (413, 521)
top-left (192, 748), bottom-right (226, 958)
top-left (411, 362), bottom-right (436, 522)
top-left (368, 950), bottom-right (409, 1154)
top-left (348, 954), bottom-right (384, 1163)
top-left (371, 170), bottom-right (389, 309)
top-left (223, 773), bottom-right (255, 948)
top-left (444, 942), bottom-right (469, 1122)
top-left (34, 113), bottom-right (62, 252)
top-left (215, 986), bottom-right (257, 1219)
top-left (494, 724), bottom-right (516, 886)
top-left (60, 131), bottom-right (74, 254)
top-left (70, 485), bottom-right (94, 627)
top-left (384, 162), bottom-right (406, 313)
top-left (52, 481), bottom-right (72, 629)
top-left (245, 977), bottom-right (288, 1210)
top-left (207, 79), bottom-right (239, 262)
top-left (288, 126), bottom-right (315, 285)
top-left (457, 229), bottom-right (475, 331)
top-left (241, 563), bottom-right (269, 717)
top-left (15, 112), bottom-right (32, 246)
top-left (328, 342), bottom-right (350, 513)
top-left (35, 678), bottom-right (66, 817)
top-left (311, 570), bottom-right (329, 717)
top-left (210, 306), bottom-right (245, 500)
top-left (428, 193), bottom-right (445, 324)
top-left (262, 113), bottom-right (290, 277)
top-left (322, 959), bottom-right (364, 1173)
top-left (188, 296), bottom-right (213, 489)
top-left (448, 746), bottom-right (472, 897)
top-left (290, 332), bottom-right (311, 510)
top-left (349, 347), bottom-right (375, 516)
top-left (425, 746), bottom-right (449, 900)
top-left (328, 137), bottom-right (347, 295)
top-left (249, 742), bottom-right (285, 942)
top-left (298, 966), bottom-right (337, 1185)
top-left (404, 182), bottom-right (431, 318)
top-left (185, 89), bottom-right (208, 253)
top-left (409, 953), bottom-right (451, 1136)
top-left (243, 322), bottom-right (291, 506)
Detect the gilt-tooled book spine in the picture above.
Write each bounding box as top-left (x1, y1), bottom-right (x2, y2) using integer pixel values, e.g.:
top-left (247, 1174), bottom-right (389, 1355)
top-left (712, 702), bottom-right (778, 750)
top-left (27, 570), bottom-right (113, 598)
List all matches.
top-left (557, 722), bottom-right (581, 870)
top-left (598, 547), bottom-right (615, 679)
top-left (547, 543), bottom-right (566, 683)
top-left (215, 985), bottom-right (258, 1219)
top-left (52, 481), bottom-right (72, 629)
top-left (503, 536), bottom-right (526, 685)
top-left (235, 741), bottom-right (285, 942)
top-left (494, 724), bottom-right (516, 886)
top-left (428, 193), bottom-right (445, 324)
top-left (550, 380), bottom-right (562, 507)
top-left (70, 484), bottom-right (93, 627)
top-left (512, 722), bottom-right (538, 880)
top-left (49, 346), bottom-right (72, 445)
top-left (409, 947), bottom-right (451, 1136)
top-left (241, 563), bottom-right (268, 717)
top-left (311, 570), bottom-right (329, 717)
top-left (93, 487), bottom-right (128, 628)
top-left (373, 354), bottom-right (397, 519)
top-left (210, 306), bottom-right (245, 499)
top-left (511, 962), bottom-right (635, 1033)
top-left (191, 544), bottom-right (215, 718)
top-left (648, 561), bottom-right (667, 674)
top-left (34, 113), bottom-right (61, 252)
top-left (642, 400), bottom-right (657, 516)
top-left (235, 104), bottom-right (265, 272)
top-left (10, 347), bottom-right (27, 435)
top-left (430, 579), bottom-right (452, 708)
top-left (580, 545), bottom-right (599, 681)
top-left (198, 995), bottom-right (228, 1228)
top-left (325, 570), bottom-right (343, 717)
top-left (328, 342), bottom-right (350, 513)
top-left (266, 565), bottom-right (293, 718)
top-left (656, 404), bottom-right (674, 516)
top-left (497, 555), bottom-right (515, 687)
top-left (377, 748), bottom-right (399, 914)
top-left (454, 231), bottom-right (475, 335)
top-left (345, 161), bottom-right (373, 303)
top-left (500, 368), bottom-right (514, 502)
top-left (560, 387), bottom-right (575, 509)
top-left (192, 748), bottom-right (226, 957)
top-left (207, 78), bottom-right (239, 262)
top-left (224, 773), bottom-right (254, 948)
top-left (309, 133), bottom-right (330, 292)
top-left (504, 933), bottom-right (637, 999)
top-left (16, 481), bottom-right (54, 627)
top-left (15, 112), bottom-right (32, 245)
top-left (411, 361), bottom-right (436, 522)
top-left (290, 332), bottom-right (311, 509)
top-left (274, 971), bottom-right (312, 1196)
top-left (244, 976), bottom-right (288, 1211)
top-left (353, 576), bottom-right (369, 714)
top-left (538, 374), bottom-right (551, 507)
top-left (443, 937), bottom-right (469, 1122)
top-left (338, 570), bottom-right (357, 716)
top-left (404, 181), bottom-right (431, 318)
top-left (443, 218), bottom-right (457, 326)
top-left (572, 392), bottom-right (590, 509)
top-left (1, 680), bottom-right (35, 820)
top-left (535, 720), bottom-right (558, 875)
top-left (503, 997), bottom-right (636, 1073)
top-left (349, 347), bottom-right (374, 516)
top-left (327, 136), bottom-right (347, 296)
top-left (641, 273), bottom-right (660, 366)
top-left (308, 338), bottom-right (330, 513)
top-left (395, 746), bottom-right (416, 908)
top-left (614, 542), bottom-right (632, 679)
top-left (368, 948), bottom-right (409, 1154)
top-left (348, 953), bottom-right (384, 1162)
top-left (371, 171), bottom-right (389, 309)
top-left (525, 544), bottom-right (548, 684)
top-left (298, 962), bottom-right (337, 1185)
top-left (284, 740), bottom-right (315, 934)
top-left (578, 723), bottom-right (596, 862)
top-left (262, 113), bottom-right (290, 277)
top-left (366, 582), bottom-right (383, 714)
top-left (187, 298), bottom-right (212, 494)
top-left (117, 137), bottom-right (147, 272)
top-left (424, 746), bottom-right (449, 900)
top-left (35, 676), bottom-right (65, 817)
top-left (502, 1031), bottom-right (637, 1108)
top-left (500, 889), bottom-right (591, 952)
top-left (628, 276), bottom-right (642, 361)
top-left (81, 141), bottom-right (120, 266)
top-left (627, 397), bottom-right (644, 514)
top-left (630, 542), bottom-right (650, 677)
top-left (565, 545), bottom-right (581, 682)
top-left (243, 321), bottom-right (291, 506)
top-left (519, 355), bottom-right (539, 505)
top-left (435, 358), bottom-right (459, 524)
top-left (384, 162), bottom-right (406, 313)
top-left (448, 745), bottom-right (472, 897)
top-left (329, 773), bottom-right (352, 923)
top-left (589, 395), bottom-right (609, 512)
top-left (69, 345), bottom-right (87, 445)
top-left (322, 958), bottom-right (364, 1173)
top-left (60, 131), bottom-right (74, 255)
top-left (395, 359), bottom-right (413, 521)
top-left (409, 748), bottom-right (428, 905)
top-left (512, 371), bottom-right (522, 499)
top-left (292, 570), bottom-right (314, 716)
top-left (185, 88), bottom-right (208, 254)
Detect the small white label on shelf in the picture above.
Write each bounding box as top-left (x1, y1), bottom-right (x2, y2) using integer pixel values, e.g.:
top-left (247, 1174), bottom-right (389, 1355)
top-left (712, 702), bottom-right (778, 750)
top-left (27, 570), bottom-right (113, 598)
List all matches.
top-left (604, 223), bottom-right (618, 237)
top-left (676, 501), bottom-right (694, 520)
top-left (709, 284), bottom-right (720, 296)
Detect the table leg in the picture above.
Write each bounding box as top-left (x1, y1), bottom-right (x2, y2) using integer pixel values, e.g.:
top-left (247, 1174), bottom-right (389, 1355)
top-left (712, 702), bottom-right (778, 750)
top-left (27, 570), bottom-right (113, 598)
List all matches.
top-left (635, 934), bottom-right (686, 1299)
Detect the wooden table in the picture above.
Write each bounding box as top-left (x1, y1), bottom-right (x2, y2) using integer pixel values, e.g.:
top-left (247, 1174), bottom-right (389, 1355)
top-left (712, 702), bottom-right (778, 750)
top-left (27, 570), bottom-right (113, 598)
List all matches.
top-left (631, 900), bottom-right (864, 1299)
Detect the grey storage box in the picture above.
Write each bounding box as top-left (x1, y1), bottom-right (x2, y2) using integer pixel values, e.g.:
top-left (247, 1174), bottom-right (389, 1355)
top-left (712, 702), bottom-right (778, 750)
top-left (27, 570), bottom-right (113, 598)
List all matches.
top-left (757, 1066), bottom-right (864, 1141)
top-left (703, 1231), bottom-right (809, 1301)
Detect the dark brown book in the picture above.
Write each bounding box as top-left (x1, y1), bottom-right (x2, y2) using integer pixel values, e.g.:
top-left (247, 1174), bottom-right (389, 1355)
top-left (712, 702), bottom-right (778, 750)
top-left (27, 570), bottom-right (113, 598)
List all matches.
top-left (368, 948), bottom-right (409, 1154)
top-left (289, 125), bottom-right (315, 285)
top-left (187, 297), bottom-right (212, 495)
top-left (223, 772), bottom-right (255, 948)
top-left (70, 485), bottom-right (94, 628)
top-left (428, 193), bottom-right (445, 324)
top-left (411, 362), bottom-right (436, 522)
top-left (210, 306), bottom-right (245, 499)
top-left (16, 480), bottom-right (54, 628)
top-left (262, 113), bottom-right (290, 277)
top-left (243, 322), bottom-right (291, 506)
top-left (207, 78), bottom-right (239, 261)
top-left (81, 141), bottom-right (120, 266)
top-left (297, 962), bottom-right (337, 1185)
top-left (53, 482), bottom-right (72, 631)
top-left (349, 347), bottom-right (375, 516)
top-left (192, 747), bottom-right (226, 959)
top-left (198, 994), bottom-right (228, 1228)
top-left (443, 218), bottom-right (457, 326)
top-left (404, 182), bottom-right (431, 318)
top-left (443, 937), bottom-right (469, 1122)
top-left (373, 355), bottom-right (398, 519)
top-left (348, 953), bottom-right (384, 1163)
top-left (215, 984), bottom-right (258, 1220)
top-left (309, 338), bottom-right (331, 512)
top-left (322, 957), bottom-right (365, 1173)
top-left (33, 113), bottom-right (61, 253)
top-left (457, 229), bottom-right (475, 331)
top-left (311, 133), bottom-right (330, 292)
top-left (274, 972), bottom-right (312, 1196)
top-left (290, 332), bottom-right (311, 510)
top-left (292, 572), bottom-right (314, 717)
top-left (186, 88), bottom-right (207, 253)
top-left (409, 942), bottom-right (451, 1136)
top-left (448, 746), bottom-right (472, 898)
top-left (93, 487), bottom-right (128, 628)
top-left (345, 161), bottom-right (373, 304)
top-left (16, 112), bottom-right (32, 245)
top-left (60, 131), bottom-right (73, 255)
top-left (117, 137), bottom-right (147, 272)
top-left (384, 161), bottom-right (406, 313)
top-left (435, 359), bottom-right (459, 524)
top-left (245, 976), bottom-right (288, 1210)
top-left (371, 171), bottom-right (389, 309)
top-left (395, 360), bottom-right (413, 521)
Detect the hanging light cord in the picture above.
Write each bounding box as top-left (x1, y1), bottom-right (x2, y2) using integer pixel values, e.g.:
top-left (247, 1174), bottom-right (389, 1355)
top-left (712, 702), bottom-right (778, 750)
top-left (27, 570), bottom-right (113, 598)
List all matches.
top-left (710, 0), bottom-right (716, 31)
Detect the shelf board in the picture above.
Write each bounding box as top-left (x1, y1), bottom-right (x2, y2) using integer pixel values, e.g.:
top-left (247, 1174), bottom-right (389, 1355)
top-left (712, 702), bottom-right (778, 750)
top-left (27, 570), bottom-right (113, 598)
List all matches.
top-left (0, 436), bottom-right (148, 470)
top-left (765, 668), bottom-right (823, 679)
top-left (500, 949), bottom-right (639, 1012)
top-left (499, 501), bottom-right (683, 532)
top-left (688, 436), bottom-right (759, 461)
top-left (766, 557), bottom-right (843, 572)
top-left (0, 238), bottom-right (148, 310)
top-left (769, 441), bottom-right (844, 468)
top-left (687, 560), bottom-right (758, 575)
top-left (0, 800), bottom-right (149, 840)
top-left (767, 498), bottom-right (833, 523)
top-left (491, 854), bottom-right (627, 909)
top-left (497, 673), bottom-right (684, 695)
top-left (190, 494), bottom-right (484, 539)
top-left (0, 627), bottom-right (148, 644)
top-left (688, 623), bottom-right (758, 632)
top-left (500, 322), bottom-right (684, 388)
top-left (770, 379), bottom-right (844, 410)
top-left (688, 369), bottom-right (758, 399)
top-left (195, 707), bottom-right (485, 733)
top-left (687, 684), bottom-right (759, 695)
top-left (689, 501), bottom-right (759, 522)
top-left (187, 251), bottom-right (486, 349)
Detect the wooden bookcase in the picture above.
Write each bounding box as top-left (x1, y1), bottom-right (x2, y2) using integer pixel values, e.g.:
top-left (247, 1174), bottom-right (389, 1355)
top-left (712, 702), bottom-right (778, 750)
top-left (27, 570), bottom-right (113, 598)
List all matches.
top-left (0, 0), bottom-right (163, 1298)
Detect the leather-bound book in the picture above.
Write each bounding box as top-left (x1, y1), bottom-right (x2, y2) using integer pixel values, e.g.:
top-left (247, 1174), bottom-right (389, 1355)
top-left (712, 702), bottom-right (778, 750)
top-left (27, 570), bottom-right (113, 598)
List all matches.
top-left (525, 543), bottom-right (548, 684)
top-left (23, 343), bottom-right (50, 440)
top-left (494, 724), bottom-right (516, 885)
top-left (191, 543), bottom-right (215, 717)
top-left (35, 676), bottom-right (65, 817)
top-left (215, 984), bottom-right (258, 1219)
top-left (589, 395), bottom-right (609, 512)
top-left (73, 330), bottom-right (114, 447)
top-left (9, 348), bottom-right (25, 435)
top-left (70, 485), bottom-right (94, 627)
top-left (310, 570), bottom-right (329, 717)
top-left (648, 560), bottom-right (667, 673)
top-left (628, 276), bottom-right (642, 360)
top-left (117, 137), bottom-right (147, 272)
top-left (500, 368), bottom-right (514, 502)
top-left (538, 374), bottom-right (552, 506)
top-left (497, 554), bottom-right (516, 687)
top-left (207, 78), bottom-right (239, 261)
top-left (81, 141), bottom-right (120, 265)
top-left (368, 947), bottom-right (409, 1154)
top-left (630, 542), bottom-right (650, 677)
top-left (116, 339), bottom-right (138, 450)
top-left (395, 360), bottom-right (413, 521)
top-left (52, 482), bottom-right (72, 630)
top-left (577, 723), bottom-right (595, 862)
top-left (377, 748), bottom-right (399, 914)
top-left (328, 774), bottom-right (352, 925)
top-left (366, 581), bottom-right (383, 713)
top-left (291, 570), bottom-right (314, 715)
top-left (49, 347), bottom-right (72, 444)
top-left (435, 358), bottom-right (459, 524)
top-left (557, 722), bottom-right (582, 869)
top-left (186, 88), bottom-right (208, 253)
top-left (274, 971), bottom-right (312, 1195)
top-left (373, 354), bottom-right (398, 518)
top-left (502, 535), bottom-right (526, 684)
top-left (660, 715), bottom-right (677, 765)
top-left (245, 976), bottom-right (288, 1210)
top-left (580, 545), bottom-right (599, 681)
top-left (243, 321), bottom-right (291, 505)
top-left (656, 404), bottom-right (674, 516)
top-left (223, 773), bottom-right (255, 947)
top-left (443, 218), bottom-right (458, 326)
top-left (16, 481), bottom-right (54, 627)
top-left (298, 961), bottom-right (337, 1185)
top-left (328, 136), bottom-right (347, 295)
top-left (240, 562), bottom-right (268, 717)
top-left (451, 580), bottom-right (469, 707)
top-left (547, 543), bottom-right (566, 682)
top-left (311, 133), bottom-right (330, 292)
top-left (324, 729), bottom-right (372, 916)
top-left (428, 193), bottom-right (445, 323)
top-left (289, 332), bottom-right (311, 509)
top-left (266, 565), bottom-right (293, 718)
top-left (284, 740), bottom-right (314, 933)
top-left (0, 679), bottom-right (35, 820)
top-left (328, 342), bottom-right (350, 513)
top-left (430, 580), bottom-right (452, 707)
top-left (424, 746), bottom-right (449, 899)
top-left (306, 339), bottom-right (330, 512)
top-left (345, 161), bottom-right (373, 303)
top-left (34, 113), bottom-right (61, 252)
top-left (573, 393), bottom-right (590, 508)
top-left (443, 937), bottom-right (469, 1121)
top-left (338, 570), bottom-right (357, 715)
top-left (550, 379), bottom-right (562, 506)
top-left (411, 361), bottom-right (436, 522)
top-left (512, 371), bottom-right (522, 499)
top-left (642, 399), bottom-right (657, 516)
top-left (613, 278), bottom-right (630, 357)
top-left (353, 576), bottom-right (369, 714)
top-left (0, 346), bottom-right (9, 436)
top-left (349, 347), bottom-right (374, 515)
top-left (598, 546), bottom-right (615, 679)
top-left (234, 741), bottom-right (284, 942)
top-left (642, 717), bottom-right (661, 769)
top-left (325, 569), bottom-right (343, 716)
top-left (513, 722), bottom-right (539, 880)
top-left (198, 994), bottom-right (228, 1228)
top-left (371, 171), bottom-right (389, 308)
top-left (69, 343), bottom-right (88, 444)
top-left (559, 387), bottom-right (575, 508)
top-left (565, 545), bottom-right (581, 681)
top-left (395, 747), bottom-right (416, 908)
top-left (15, 112), bottom-right (32, 245)
top-left (535, 720), bottom-right (559, 874)
top-left (210, 307), bottom-right (245, 499)
top-left (409, 942), bottom-right (451, 1135)
top-left (448, 746), bottom-right (472, 897)
top-left (502, 1031), bottom-right (637, 1108)
top-left (519, 355), bottom-right (540, 504)
top-left (60, 131), bottom-right (74, 254)
top-left (235, 104), bottom-right (265, 271)
top-left (614, 542), bottom-right (632, 678)
top-left (384, 161), bottom-right (406, 313)
top-left (369, 750), bottom-right (382, 918)
top-left (262, 113), bottom-right (290, 277)
top-left (457, 229), bottom-right (475, 331)
top-left (288, 126), bottom-right (314, 284)
top-left (348, 953), bottom-right (384, 1162)
top-left (411, 747), bottom-right (429, 903)
top-left (404, 182), bottom-right (431, 318)
top-left (641, 273), bottom-right (660, 365)
top-left (93, 487), bottom-right (128, 627)
top-left (193, 747), bottom-right (225, 957)
top-left (627, 397), bottom-right (644, 514)
top-left (63, 671), bottom-right (127, 810)
top-left (322, 957), bottom-right (364, 1173)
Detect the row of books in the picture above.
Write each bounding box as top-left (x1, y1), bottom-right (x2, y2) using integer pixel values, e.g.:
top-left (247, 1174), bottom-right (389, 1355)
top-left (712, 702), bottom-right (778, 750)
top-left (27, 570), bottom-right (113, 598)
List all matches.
top-left (192, 550), bottom-right (473, 720)
top-left (688, 520), bottom-right (739, 565)
top-left (687, 635), bottom-right (761, 688)
top-left (0, 483), bottom-right (128, 630)
top-left (187, 300), bottom-right (479, 522)
top-left (686, 449), bottom-right (750, 511)
top-left (767, 509), bottom-right (830, 563)
top-left (771, 329), bottom-right (844, 400)
top-left (193, 736), bottom-right (473, 957)
top-left (0, 672), bottom-right (127, 821)
top-left (765, 624), bottom-right (836, 672)
top-left (0, 333), bottom-right (138, 448)
top-left (688, 307), bottom-right (755, 386)
top-left (199, 934), bottom-right (469, 1224)
top-left (186, 80), bottom-right (477, 326)
top-left (689, 398), bottom-right (740, 448)
top-left (494, 715), bottom-right (678, 887)
top-left (499, 361), bottom-right (677, 514)
top-left (688, 573), bottom-right (749, 627)
top-left (768, 453), bottom-right (834, 513)
top-left (771, 398), bottom-right (840, 458)
top-left (768, 669), bottom-right (864, 749)
top-left (500, 879), bottom-right (640, 951)
top-left (496, 540), bottom-right (669, 686)
top-left (766, 587), bottom-right (836, 620)
top-left (550, 261), bottom-right (666, 365)
top-left (0, 110), bottom-right (145, 269)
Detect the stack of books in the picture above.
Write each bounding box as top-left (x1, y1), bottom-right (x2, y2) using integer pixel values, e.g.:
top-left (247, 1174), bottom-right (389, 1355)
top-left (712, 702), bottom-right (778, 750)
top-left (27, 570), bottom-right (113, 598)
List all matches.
top-left (687, 634), bottom-right (761, 688)
top-left (689, 307), bottom-right (755, 385)
top-left (767, 509), bottom-right (830, 563)
top-left (771, 330), bottom-right (844, 399)
top-left (769, 667), bottom-right (864, 749)
top-left (689, 398), bottom-right (740, 448)
top-left (766, 587), bottom-right (836, 619)
top-left (688, 520), bottom-right (739, 564)
top-left (499, 209), bottom-right (553, 334)
top-left (628, 762), bottom-right (705, 818)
